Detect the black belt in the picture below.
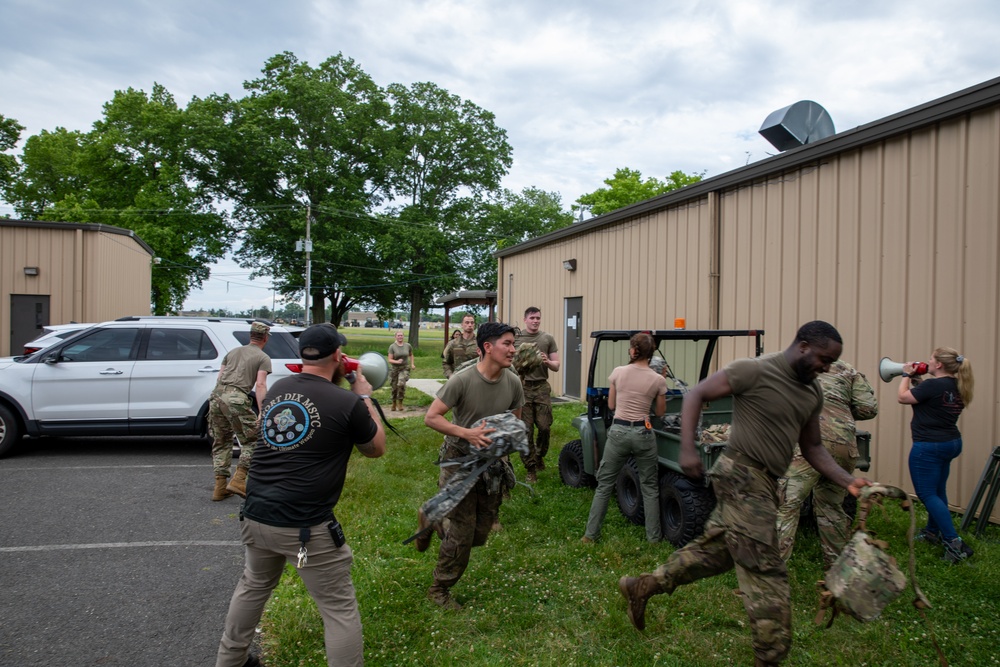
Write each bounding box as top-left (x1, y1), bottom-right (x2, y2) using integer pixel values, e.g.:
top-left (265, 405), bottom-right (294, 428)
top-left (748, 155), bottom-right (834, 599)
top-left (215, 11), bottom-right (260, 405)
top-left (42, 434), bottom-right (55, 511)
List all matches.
top-left (722, 449), bottom-right (778, 481)
top-left (613, 418), bottom-right (648, 427)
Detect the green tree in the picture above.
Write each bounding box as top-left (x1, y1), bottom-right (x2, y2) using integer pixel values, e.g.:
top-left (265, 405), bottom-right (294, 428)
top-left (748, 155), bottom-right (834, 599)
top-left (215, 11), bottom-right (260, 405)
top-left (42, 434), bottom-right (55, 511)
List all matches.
top-left (0, 114), bottom-right (25, 203)
top-left (186, 52), bottom-right (393, 325)
top-left (464, 186), bottom-right (574, 290)
top-left (574, 167), bottom-right (704, 217)
top-left (3, 86), bottom-right (229, 313)
top-left (382, 81), bottom-right (513, 344)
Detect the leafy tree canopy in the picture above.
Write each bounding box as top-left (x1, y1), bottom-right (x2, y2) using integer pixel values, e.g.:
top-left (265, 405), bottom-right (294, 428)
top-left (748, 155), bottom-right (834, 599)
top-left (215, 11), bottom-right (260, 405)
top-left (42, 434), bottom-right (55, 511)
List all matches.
top-left (574, 167), bottom-right (704, 217)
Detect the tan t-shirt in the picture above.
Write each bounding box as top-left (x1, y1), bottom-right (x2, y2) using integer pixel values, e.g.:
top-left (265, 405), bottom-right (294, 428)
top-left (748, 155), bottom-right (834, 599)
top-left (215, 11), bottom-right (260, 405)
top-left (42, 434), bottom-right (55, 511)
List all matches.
top-left (389, 342), bottom-right (412, 365)
top-left (723, 352), bottom-right (823, 478)
top-left (437, 366), bottom-right (525, 431)
top-left (609, 363), bottom-right (667, 421)
top-left (217, 344), bottom-right (272, 393)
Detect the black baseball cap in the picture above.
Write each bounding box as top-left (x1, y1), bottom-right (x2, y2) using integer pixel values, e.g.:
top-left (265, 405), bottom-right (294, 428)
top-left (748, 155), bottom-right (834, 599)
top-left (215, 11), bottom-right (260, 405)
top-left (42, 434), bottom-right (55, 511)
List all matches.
top-left (298, 323), bottom-right (347, 360)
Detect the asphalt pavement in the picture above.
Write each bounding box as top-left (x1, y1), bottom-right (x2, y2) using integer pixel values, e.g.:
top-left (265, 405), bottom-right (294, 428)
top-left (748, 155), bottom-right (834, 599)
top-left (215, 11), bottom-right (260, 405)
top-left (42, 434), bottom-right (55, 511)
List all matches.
top-left (0, 436), bottom-right (248, 667)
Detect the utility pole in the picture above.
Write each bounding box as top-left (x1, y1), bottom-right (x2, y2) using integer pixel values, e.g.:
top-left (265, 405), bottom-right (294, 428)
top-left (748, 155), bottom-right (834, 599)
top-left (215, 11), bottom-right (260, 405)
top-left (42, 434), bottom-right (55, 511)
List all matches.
top-left (296, 205), bottom-right (314, 326)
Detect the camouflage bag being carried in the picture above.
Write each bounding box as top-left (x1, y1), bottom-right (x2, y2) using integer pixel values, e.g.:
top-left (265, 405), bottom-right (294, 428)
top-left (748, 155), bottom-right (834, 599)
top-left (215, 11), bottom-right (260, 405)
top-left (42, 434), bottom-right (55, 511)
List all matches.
top-left (815, 484), bottom-right (948, 666)
top-left (512, 342), bottom-right (543, 375)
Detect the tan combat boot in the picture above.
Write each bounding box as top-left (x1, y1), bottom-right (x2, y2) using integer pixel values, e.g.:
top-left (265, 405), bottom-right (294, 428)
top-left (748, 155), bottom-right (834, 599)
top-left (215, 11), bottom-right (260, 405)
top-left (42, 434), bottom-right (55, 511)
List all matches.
top-left (618, 574), bottom-right (665, 631)
top-left (212, 475), bottom-right (234, 501)
top-left (427, 584), bottom-right (462, 610)
top-left (226, 466), bottom-right (249, 498)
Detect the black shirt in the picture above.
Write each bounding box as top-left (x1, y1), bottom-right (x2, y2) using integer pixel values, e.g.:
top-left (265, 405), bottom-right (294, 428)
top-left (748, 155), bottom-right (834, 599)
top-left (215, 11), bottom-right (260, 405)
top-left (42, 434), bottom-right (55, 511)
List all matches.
top-left (909, 376), bottom-right (964, 443)
top-left (243, 373), bottom-right (378, 527)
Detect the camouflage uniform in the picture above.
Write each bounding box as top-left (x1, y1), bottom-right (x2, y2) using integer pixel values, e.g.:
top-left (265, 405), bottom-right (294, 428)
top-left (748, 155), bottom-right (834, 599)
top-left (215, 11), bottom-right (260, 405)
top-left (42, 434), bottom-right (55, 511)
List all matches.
top-left (441, 336), bottom-right (478, 378)
top-left (388, 341), bottom-right (413, 405)
top-left (514, 331), bottom-right (557, 474)
top-left (651, 454), bottom-right (791, 664)
top-left (209, 324), bottom-right (272, 477)
top-left (776, 360), bottom-right (878, 566)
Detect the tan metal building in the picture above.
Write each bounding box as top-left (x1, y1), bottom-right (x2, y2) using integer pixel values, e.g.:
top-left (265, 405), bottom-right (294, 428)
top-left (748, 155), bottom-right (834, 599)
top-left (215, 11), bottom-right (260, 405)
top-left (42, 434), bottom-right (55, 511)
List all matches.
top-left (0, 220), bottom-right (153, 356)
top-left (497, 76), bottom-right (1000, 521)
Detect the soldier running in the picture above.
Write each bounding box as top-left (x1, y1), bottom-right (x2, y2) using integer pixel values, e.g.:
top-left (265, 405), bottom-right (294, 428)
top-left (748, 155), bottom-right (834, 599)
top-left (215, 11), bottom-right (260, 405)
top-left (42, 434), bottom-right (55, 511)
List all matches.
top-left (514, 307), bottom-right (559, 483)
top-left (618, 321), bottom-right (869, 667)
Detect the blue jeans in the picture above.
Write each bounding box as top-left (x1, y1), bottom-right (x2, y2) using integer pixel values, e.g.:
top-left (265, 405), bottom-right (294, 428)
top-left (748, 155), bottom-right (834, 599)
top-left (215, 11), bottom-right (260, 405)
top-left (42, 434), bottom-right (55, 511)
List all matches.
top-left (908, 438), bottom-right (962, 541)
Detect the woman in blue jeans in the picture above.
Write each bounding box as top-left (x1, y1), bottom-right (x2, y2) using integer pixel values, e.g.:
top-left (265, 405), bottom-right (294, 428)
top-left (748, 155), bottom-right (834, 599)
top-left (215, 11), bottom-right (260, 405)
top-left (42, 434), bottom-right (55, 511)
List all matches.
top-left (582, 333), bottom-right (668, 543)
top-left (897, 347), bottom-right (975, 563)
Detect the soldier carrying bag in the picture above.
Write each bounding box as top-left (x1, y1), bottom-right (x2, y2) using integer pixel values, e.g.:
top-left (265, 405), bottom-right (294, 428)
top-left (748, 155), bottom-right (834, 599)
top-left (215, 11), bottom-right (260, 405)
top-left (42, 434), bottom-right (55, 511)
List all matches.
top-left (814, 484), bottom-right (948, 666)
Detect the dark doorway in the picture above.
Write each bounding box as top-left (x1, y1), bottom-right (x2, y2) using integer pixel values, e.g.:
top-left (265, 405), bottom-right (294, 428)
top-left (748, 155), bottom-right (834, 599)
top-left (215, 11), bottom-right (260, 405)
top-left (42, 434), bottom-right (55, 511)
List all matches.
top-left (563, 297), bottom-right (583, 399)
top-left (10, 294), bottom-right (50, 355)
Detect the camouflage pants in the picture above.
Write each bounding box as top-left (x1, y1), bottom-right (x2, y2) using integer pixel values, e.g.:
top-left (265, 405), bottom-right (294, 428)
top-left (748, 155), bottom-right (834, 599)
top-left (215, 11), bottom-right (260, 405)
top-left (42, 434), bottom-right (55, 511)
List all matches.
top-left (650, 455), bottom-right (791, 664)
top-left (432, 443), bottom-right (502, 590)
top-left (519, 380), bottom-right (552, 472)
top-left (390, 365), bottom-right (410, 403)
top-left (776, 442), bottom-right (856, 566)
top-left (208, 387), bottom-right (258, 477)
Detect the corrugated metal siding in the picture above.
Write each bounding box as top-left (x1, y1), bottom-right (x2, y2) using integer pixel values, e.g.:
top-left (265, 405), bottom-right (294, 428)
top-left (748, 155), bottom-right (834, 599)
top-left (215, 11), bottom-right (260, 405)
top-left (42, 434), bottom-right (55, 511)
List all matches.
top-left (498, 101), bottom-right (1000, 522)
top-left (0, 224), bottom-right (151, 356)
top-left (713, 107), bottom-right (1000, 520)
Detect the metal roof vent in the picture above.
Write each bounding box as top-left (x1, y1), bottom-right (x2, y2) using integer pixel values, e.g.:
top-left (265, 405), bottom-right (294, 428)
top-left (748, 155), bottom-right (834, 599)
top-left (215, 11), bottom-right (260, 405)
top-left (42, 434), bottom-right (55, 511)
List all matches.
top-left (759, 100), bottom-right (835, 151)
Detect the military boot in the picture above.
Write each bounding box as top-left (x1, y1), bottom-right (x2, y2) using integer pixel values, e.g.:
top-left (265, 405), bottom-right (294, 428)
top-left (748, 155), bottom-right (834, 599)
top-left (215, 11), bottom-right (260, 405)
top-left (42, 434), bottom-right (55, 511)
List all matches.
top-left (618, 574), bottom-right (665, 631)
top-left (227, 466), bottom-right (249, 498)
top-left (427, 584), bottom-right (462, 610)
top-left (213, 475), bottom-right (234, 501)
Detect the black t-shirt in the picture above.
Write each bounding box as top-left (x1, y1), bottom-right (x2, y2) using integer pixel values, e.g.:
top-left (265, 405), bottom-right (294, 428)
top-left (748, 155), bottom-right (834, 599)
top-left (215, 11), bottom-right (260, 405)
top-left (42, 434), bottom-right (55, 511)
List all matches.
top-left (243, 373), bottom-right (378, 527)
top-left (909, 376), bottom-right (964, 442)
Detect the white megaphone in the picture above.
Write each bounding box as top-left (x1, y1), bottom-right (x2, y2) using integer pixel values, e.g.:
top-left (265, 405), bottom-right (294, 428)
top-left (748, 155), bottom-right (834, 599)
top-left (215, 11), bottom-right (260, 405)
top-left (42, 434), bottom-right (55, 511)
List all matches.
top-left (878, 357), bottom-right (928, 383)
top-left (343, 352), bottom-right (390, 390)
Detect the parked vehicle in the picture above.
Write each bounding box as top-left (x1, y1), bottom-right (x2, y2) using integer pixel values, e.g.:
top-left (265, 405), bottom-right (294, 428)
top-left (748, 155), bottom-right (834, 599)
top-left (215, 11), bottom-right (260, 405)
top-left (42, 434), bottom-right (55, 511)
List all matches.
top-left (0, 317), bottom-right (302, 457)
top-left (557, 328), bottom-right (870, 547)
top-left (20, 323), bottom-right (96, 356)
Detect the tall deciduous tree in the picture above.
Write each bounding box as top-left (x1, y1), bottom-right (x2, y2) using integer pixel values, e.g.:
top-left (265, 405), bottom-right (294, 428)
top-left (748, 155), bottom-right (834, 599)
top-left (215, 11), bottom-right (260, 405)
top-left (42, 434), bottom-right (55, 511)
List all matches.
top-left (0, 114), bottom-right (25, 200)
top-left (187, 52), bottom-right (392, 325)
top-left (382, 81), bottom-right (513, 344)
top-left (2, 87), bottom-right (229, 313)
top-left (574, 167), bottom-right (704, 217)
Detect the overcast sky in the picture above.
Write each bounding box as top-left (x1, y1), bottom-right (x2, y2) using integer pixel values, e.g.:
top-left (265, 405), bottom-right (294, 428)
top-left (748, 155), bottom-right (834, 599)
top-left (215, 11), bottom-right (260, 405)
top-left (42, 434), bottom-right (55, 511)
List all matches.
top-left (2, 0), bottom-right (997, 312)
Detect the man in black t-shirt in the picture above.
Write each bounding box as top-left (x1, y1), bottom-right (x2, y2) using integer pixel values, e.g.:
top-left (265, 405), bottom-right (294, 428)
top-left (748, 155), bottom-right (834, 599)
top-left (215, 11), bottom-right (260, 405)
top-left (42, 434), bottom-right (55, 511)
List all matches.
top-left (215, 323), bottom-right (385, 667)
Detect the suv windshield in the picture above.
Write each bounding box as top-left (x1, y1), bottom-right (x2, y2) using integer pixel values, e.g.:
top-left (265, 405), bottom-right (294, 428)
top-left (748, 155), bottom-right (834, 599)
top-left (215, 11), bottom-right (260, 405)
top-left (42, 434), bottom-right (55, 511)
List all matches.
top-left (232, 331), bottom-right (299, 359)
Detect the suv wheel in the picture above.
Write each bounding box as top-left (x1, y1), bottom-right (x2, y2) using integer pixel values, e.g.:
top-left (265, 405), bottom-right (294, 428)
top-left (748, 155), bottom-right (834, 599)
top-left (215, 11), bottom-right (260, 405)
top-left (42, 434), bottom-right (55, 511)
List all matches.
top-left (660, 471), bottom-right (716, 547)
top-left (615, 457), bottom-right (645, 525)
top-left (0, 404), bottom-right (22, 458)
top-left (558, 440), bottom-right (596, 488)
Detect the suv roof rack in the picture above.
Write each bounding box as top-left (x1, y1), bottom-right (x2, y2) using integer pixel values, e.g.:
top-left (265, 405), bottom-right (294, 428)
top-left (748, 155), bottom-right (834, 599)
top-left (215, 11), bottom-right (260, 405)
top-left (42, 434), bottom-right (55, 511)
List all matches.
top-left (114, 316), bottom-right (276, 325)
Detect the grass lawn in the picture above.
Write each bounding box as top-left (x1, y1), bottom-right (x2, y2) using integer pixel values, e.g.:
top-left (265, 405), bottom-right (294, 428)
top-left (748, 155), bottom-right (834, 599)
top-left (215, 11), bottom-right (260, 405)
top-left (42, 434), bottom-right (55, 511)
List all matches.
top-left (256, 398), bottom-right (1000, 666)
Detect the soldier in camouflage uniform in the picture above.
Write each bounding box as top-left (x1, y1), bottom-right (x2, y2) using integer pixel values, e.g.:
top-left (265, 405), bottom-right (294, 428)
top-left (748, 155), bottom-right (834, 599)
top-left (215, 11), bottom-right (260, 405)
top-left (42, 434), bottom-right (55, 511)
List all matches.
top-left (388, 330), bottom-right (416, 411)
top-left (441, 314), bottom-right (479, 378)
top-left (209, 321), bottom-right (272, 501)
top-left (421, 321), bottom-right (525, 610)
top-left (776, 360), bottom-right (878, 567)
top-left (514, 307), bottom-right (559, 483)
top-left (619, 322), bottom-right (869, 667)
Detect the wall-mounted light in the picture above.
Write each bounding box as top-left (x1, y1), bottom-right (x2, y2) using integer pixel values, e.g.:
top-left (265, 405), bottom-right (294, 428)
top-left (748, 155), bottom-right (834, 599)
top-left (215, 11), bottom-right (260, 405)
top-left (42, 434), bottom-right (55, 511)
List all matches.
top-left (23, 267), bottom-right (39, 276)
top-left (562, 259), bottom-right (577, 272)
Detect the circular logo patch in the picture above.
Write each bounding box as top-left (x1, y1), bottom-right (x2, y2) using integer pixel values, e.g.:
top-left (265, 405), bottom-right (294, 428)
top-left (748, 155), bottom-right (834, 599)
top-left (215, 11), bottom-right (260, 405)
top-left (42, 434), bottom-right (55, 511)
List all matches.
top-left (263, 401), bottom-right (310, 448)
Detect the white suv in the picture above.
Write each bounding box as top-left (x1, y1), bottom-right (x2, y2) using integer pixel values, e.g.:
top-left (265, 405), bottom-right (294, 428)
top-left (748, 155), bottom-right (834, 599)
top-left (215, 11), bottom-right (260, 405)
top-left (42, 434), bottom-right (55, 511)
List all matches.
top-left (0, 317), bottom-right (302, 457)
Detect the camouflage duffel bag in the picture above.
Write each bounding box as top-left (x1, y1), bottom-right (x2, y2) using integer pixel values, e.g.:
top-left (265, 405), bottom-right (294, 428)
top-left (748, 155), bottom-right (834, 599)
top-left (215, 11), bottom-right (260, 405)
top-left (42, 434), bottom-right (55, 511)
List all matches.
top-left (815, 484), bottom-right (930, 625)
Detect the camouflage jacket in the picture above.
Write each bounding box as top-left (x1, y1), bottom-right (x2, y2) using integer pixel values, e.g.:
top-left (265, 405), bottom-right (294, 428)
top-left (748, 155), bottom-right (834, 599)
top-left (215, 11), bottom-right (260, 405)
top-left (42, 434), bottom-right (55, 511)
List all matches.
top-left (818, 360), bottom-right (879, 448)
top-left (442, 336), bottom-right (479, 378)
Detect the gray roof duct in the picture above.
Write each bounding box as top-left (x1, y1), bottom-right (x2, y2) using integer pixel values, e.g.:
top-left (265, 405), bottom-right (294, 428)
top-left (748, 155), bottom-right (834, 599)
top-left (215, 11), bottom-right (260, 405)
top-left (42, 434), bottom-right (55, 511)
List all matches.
top-left (759, 100), bottom-right (835, 151)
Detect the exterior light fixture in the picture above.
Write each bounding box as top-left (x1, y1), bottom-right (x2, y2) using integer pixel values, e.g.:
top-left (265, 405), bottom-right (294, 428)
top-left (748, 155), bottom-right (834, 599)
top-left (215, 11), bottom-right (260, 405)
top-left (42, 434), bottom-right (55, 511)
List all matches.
top-left (562, 259), bottom-right (577, 272)
top-left (23, 267), bottom-right (39, 276)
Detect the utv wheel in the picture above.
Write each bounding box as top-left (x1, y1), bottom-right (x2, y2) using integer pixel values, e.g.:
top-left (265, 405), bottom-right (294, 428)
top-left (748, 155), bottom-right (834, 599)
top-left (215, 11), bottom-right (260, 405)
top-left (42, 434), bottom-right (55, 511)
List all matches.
top-left (616, 457), bottom-right (645, 525)
top-left (558, 439), bottom-right (596, 488)
top-left (0, 404), bottom-right (22, 458)
top-left (660, 471), bottom-right (716, 547)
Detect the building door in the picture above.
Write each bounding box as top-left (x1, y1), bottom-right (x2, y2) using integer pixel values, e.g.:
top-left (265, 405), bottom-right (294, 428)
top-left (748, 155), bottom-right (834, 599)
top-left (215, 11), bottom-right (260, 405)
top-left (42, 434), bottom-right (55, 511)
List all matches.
top-left (563, 297), bottom-right (583, 399)
top-left (10, 294), bottom-right (49, 356)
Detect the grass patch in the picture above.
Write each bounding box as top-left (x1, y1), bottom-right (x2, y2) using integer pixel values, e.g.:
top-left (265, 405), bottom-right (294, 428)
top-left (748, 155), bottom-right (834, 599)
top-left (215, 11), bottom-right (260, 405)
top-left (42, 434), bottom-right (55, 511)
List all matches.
top-left (257, 403), bottom-right (1000, 666)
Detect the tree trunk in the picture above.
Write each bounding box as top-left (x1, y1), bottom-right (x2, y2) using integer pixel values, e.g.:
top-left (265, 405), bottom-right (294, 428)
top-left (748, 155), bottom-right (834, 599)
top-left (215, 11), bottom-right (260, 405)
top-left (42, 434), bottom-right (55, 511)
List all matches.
top-left (407, 283), bottom-right (424, 348)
